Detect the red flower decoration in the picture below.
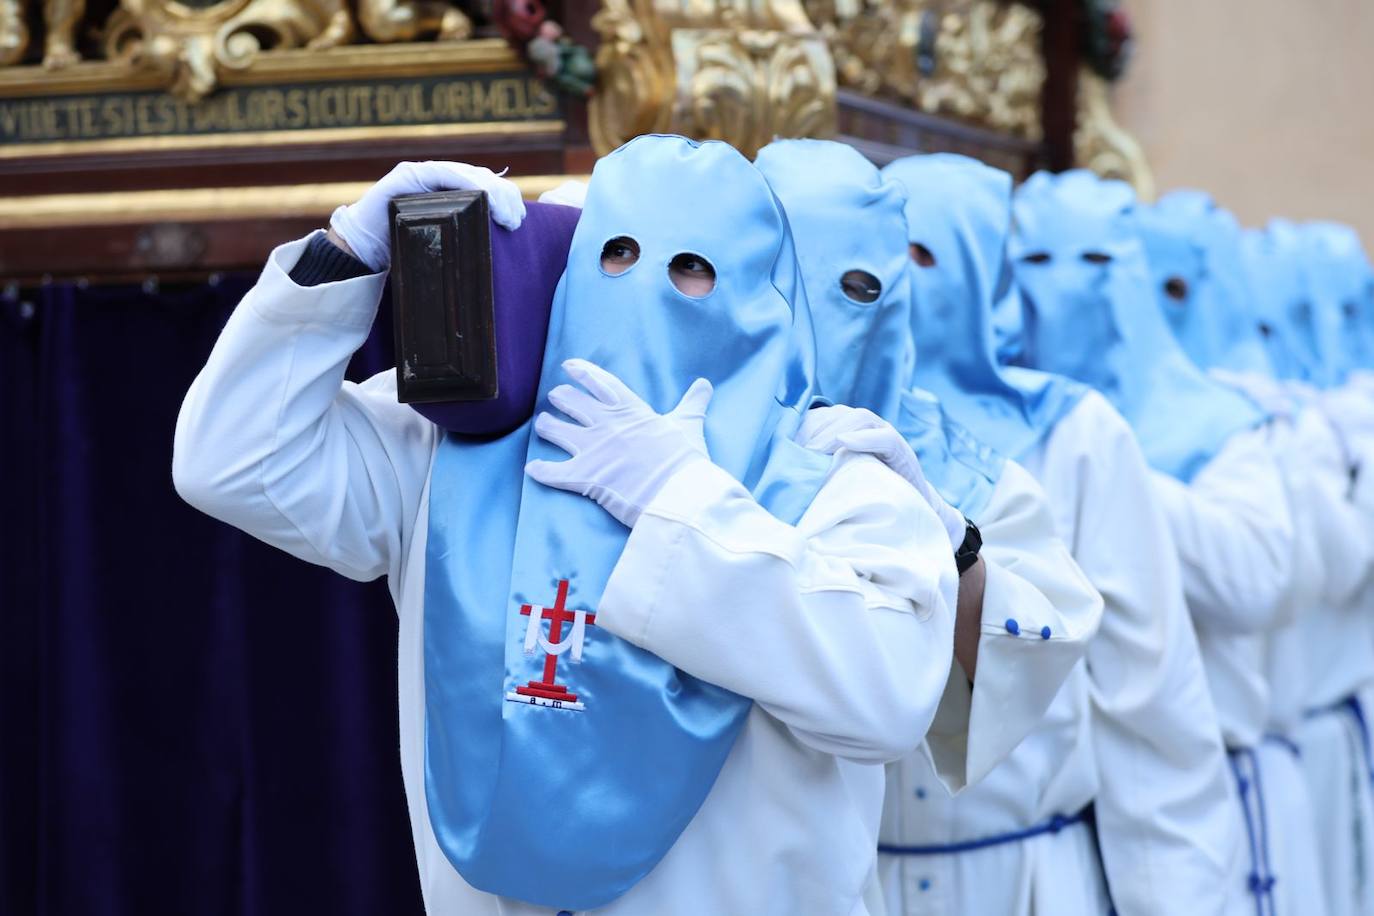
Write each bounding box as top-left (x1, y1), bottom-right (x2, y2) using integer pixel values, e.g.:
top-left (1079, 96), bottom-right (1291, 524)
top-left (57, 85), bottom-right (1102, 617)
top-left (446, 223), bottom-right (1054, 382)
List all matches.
top-left (1106, 8), bottom-right (1132, 47)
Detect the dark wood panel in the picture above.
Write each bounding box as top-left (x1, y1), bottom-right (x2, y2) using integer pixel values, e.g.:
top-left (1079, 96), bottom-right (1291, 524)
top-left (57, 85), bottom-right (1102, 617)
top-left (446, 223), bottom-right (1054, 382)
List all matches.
top-left (0, 216), bottom-right (325, 281)
top-left (1036, 0), bottom-right (1082, 172)
top-left (837, 90), bottom-right (1044, 178)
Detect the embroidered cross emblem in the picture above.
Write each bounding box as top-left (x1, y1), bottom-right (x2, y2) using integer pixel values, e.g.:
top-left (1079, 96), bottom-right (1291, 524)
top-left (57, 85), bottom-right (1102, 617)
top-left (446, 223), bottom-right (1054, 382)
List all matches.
top-left (504, 579), bottom-right (597, 712)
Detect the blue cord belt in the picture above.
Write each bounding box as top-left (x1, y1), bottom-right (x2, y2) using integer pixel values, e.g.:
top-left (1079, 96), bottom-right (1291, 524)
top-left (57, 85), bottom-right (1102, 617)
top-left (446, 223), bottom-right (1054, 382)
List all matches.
top-left (1229, 748), bottom-right (1277, 916)
top-left (1262, 732), bottom-right (1301, 759)
top-left (878, 809), bottom-right (1087, 856)
top-left (1305, 694), bottom-right (1374, 786)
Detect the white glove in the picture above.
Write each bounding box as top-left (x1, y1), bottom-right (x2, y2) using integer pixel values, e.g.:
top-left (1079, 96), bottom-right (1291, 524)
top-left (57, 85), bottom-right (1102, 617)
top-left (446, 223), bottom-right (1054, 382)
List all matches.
top-left (329, 160), bottom-right (527, 271)
top-left (526, 359), bottom-right (713, 528)
top-left (799, 405), bottom-right (967, 551)
top-left (537, 179), bottom-right (589, 209)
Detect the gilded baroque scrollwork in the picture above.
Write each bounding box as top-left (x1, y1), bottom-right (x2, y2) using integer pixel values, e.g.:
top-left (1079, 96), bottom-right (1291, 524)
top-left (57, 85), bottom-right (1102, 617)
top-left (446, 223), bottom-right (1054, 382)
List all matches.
top-left (809, 0), bottom-right (921, 98)
top-left (814, 0), bottom-right (1044, 140)
top-left (102, 0), bottom-right (353, 101)
top-left (918, 1), bottom-right (1042, 138)
top-left (1075, 66), bottom-right (1154, 200)
top-left (588, 0), bottom-right (836, 158)
top-left (0, 0), bottom-right (477, 100)
top-left (356, 0), bottom-right (470, 43)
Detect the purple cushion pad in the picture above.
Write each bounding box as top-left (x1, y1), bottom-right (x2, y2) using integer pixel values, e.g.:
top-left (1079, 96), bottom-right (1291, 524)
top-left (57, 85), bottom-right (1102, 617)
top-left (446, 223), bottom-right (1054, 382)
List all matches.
top-left (411, 201), bottom-right (581, 437)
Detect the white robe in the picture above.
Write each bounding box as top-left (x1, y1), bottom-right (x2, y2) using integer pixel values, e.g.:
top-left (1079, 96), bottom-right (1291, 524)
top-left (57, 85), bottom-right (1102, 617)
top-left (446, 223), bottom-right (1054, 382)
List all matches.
top-left (880, 391), bottom-right (1241, 916)
top-left (1299, 382), bottom-right (1374, 916)
top-left (171, 233), bottom-right (964, 916)
top-left (1034, 393), bottom-right (1242, 916)
top-left (1205, 369), bottom-right (1361, 916)
top-left (879, 420), bottom-right (1115, 911)
top-left (1254, 403), bottom-right (1345, 916)
top-left (1149, 422), bottom-right (1298, 916)
top-left (884, 392), bottom-right (1242, 916)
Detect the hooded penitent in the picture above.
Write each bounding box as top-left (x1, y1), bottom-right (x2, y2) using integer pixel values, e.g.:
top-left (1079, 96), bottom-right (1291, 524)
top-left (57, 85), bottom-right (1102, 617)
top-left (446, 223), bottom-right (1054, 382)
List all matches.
top-left (421, 134), bottom-right (831, 911)
top-left (1011, 169), bottom-right (1264, 483)
top-left (1134, 189), bottom-right (1274, 377)
top-left (1303, 221), bottom-right (1374, 381)
top-left (1240, 220), bottom-right (1321, 385)
top-left (755, 138), bottom-right (1005, 520)
top-left (880, 153), bottom-right (1088, 466)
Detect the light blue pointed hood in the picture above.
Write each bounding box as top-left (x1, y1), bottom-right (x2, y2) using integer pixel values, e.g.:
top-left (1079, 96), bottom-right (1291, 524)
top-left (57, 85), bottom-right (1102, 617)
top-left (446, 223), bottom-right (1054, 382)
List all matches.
top-left (422, 134), bottom-right (831, 911)
top-left (1011, 169), bottom-right (1265, 482)
top-left (1304, 220), bottom-right (1374, 381)
top-left (881, 153), bottom-right (1087, 463)
top-left (754, 138), bottom-right (914, 421)
top-left (1241, 220), bottom-right (1322, 384)
top-left (1134, 189), bottom-right (1274, 376)
top-left (755, 139), bottom-right (1004, 520)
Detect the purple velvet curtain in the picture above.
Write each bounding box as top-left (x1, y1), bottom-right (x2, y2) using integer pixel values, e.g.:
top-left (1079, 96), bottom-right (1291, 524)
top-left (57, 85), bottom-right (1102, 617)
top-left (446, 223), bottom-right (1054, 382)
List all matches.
top-left (0, 277), bottom-right (425, 915)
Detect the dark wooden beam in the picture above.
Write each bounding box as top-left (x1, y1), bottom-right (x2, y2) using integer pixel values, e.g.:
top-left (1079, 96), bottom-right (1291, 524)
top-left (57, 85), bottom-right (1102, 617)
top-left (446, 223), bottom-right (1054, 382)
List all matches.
top-left (1037, 0), bottom-right (1082, 172)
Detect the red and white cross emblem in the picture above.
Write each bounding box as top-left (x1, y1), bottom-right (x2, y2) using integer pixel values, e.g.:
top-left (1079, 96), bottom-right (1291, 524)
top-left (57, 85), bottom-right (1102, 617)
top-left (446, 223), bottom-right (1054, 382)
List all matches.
top-left (504, 579), bottom-right (597, 712)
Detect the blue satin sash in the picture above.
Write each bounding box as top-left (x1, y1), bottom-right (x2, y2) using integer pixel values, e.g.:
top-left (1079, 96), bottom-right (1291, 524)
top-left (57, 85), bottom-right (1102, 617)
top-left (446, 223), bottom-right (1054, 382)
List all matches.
top-left (898, 389), bottom-right (1003, 523)
top-left (422, 135), bottom-right (831, 910)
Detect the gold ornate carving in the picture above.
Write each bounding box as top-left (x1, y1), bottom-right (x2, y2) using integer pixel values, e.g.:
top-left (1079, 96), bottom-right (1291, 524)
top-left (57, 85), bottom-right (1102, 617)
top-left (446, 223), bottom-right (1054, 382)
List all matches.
top-left (0, 0), bottom-right (95, 69)
top-left (816, 0), bottom-right (1044, 140)
top-left (588, 0), bottom-right (836, 158)
top-left (101, 0), bottom-right (354, 101)
top-left (811, 0), bottom-right (912, 97)
top-left (586, 0), bottom-right (673, 152)
top-left (0, 0), bottom-right (27, 66)
top-left (44, 0), bottom-right (87, 68)
top-left (0, 39), bottom-right (526, 96)
top-left (356, 0), bottom-right (471, 44)
top-left (1074, 66), bottom-right (1154, 200)
top-left (919, 1), bottom-right (1042, 138)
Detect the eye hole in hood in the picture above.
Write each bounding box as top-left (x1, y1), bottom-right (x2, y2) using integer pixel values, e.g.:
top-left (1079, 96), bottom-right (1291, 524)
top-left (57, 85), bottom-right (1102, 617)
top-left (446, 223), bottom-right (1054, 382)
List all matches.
top-left (840, 269), bottom-right (882, 304)
top-left (909, 242), bottom-right (938, 268)
top-left (600, 236), bottom-right (640, 275)
top-left (668, 252), bottom-right (717, 298)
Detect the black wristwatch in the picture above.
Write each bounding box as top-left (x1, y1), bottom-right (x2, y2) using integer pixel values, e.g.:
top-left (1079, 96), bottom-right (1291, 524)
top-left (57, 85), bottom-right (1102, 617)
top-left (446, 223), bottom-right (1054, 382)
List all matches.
top-left (955, 518), bottom-right (982, 576)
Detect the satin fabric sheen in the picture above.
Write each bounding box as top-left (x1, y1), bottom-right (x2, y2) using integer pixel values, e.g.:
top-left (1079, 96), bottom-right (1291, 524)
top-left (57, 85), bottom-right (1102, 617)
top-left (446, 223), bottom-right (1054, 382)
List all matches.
top-left (756, 139), bottom-right (1002, 520)
top-left (880, 153), bottom-right (1087, 466)
top-left (422, 135), bottom-right (831, 911)
top-left (1134, 189), bottom-right (1275, 377)
top-left (1011, 169), bottom-right (1264, 483)
top-left (1303, 221), bottom-right (1374, 381)
top-left (1241, 222), bottom-right (1320, 385)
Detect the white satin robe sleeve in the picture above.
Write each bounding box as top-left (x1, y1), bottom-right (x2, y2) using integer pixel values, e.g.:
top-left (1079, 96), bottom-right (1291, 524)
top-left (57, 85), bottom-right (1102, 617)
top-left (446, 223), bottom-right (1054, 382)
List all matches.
top-left (1049, 394), bottom-right (1238, 916)
top-left (1292, 406), bottom-right (1374, 606)
top-left (598, 453), bottom-right (960, 763)
top-left (1148, 425), bottom-right (1295, 634)
top-left (171, 231), bottom-right (436, 586)
top-left (923, 459), bottom-right (1102, 792)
